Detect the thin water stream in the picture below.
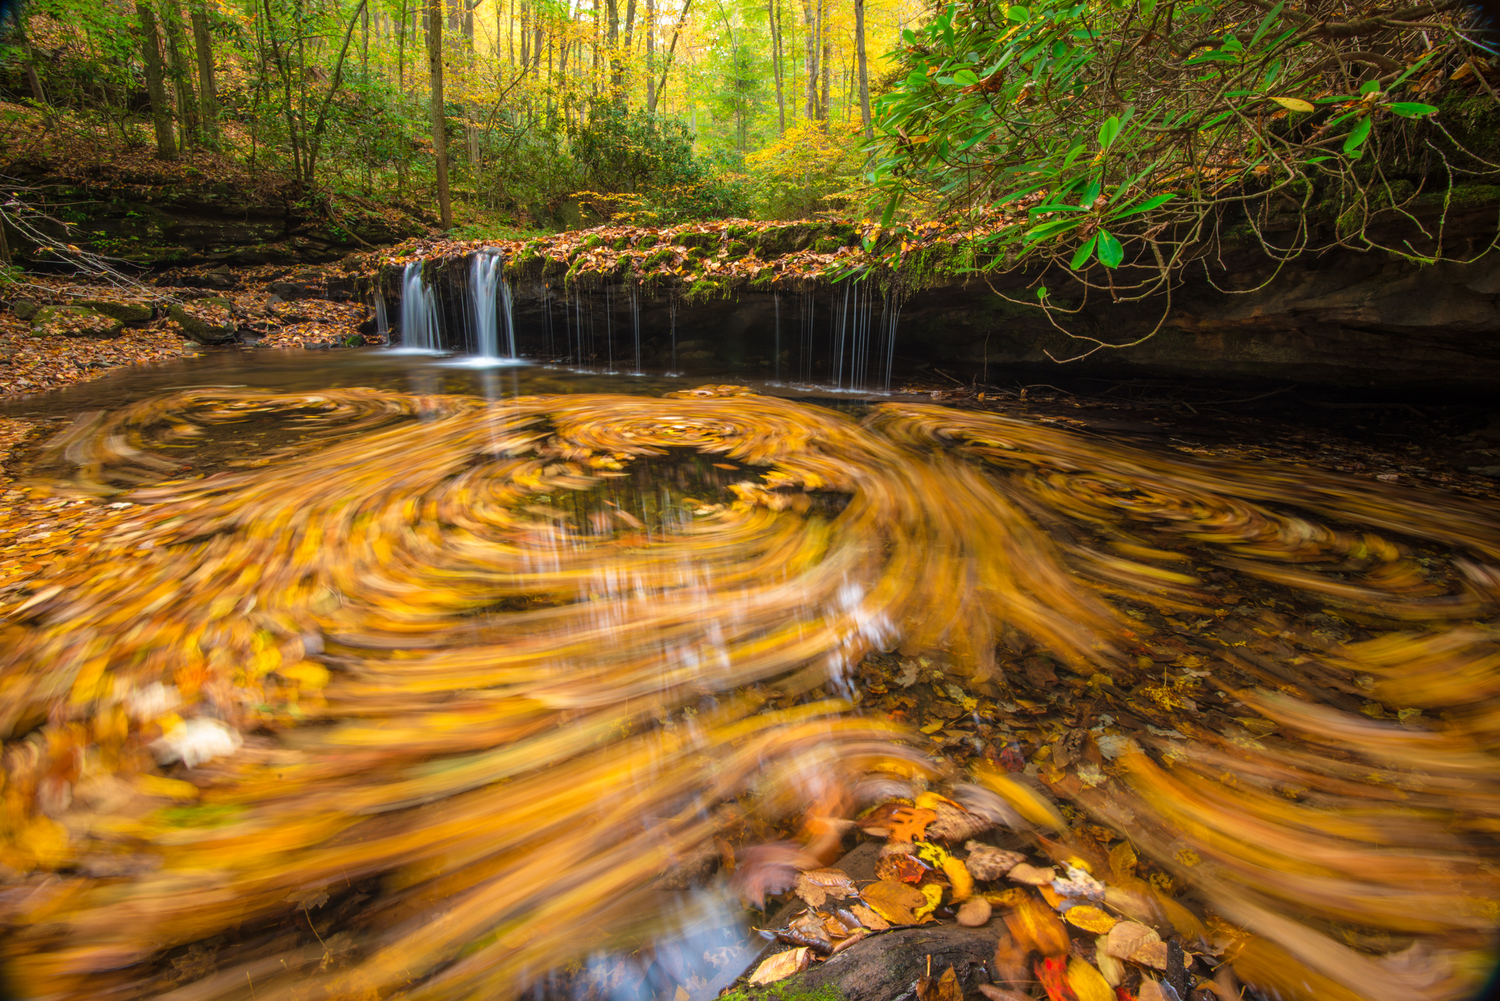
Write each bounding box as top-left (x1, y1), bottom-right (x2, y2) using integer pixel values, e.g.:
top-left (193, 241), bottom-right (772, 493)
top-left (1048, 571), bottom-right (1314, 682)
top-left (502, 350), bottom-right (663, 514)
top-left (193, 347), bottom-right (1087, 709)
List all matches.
top-left (0, 346), bottom-right (1498, 1001)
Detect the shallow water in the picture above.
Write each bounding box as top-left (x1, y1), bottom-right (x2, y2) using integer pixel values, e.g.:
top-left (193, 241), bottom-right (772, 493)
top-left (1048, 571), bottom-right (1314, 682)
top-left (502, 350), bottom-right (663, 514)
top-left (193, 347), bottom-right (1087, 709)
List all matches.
top-left (1, 352), bottom-right (1498, 1001)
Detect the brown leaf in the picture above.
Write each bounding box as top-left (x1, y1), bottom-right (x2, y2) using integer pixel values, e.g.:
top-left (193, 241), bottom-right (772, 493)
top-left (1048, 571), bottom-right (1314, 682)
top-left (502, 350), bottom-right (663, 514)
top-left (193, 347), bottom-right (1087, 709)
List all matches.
top-left (795, 867), bottom-right (856, 907)
top-left (927, 801), bottom-right (993, 842)
top-left (965, 841), bottom-right (1026, 880)
top-left (849, 903), bottom-right (890, 931)
top-left (749, 947), bottom-right (811, 985)
top-left (917, 965), bottom-right (963, 1001)
top-left (1104, 920), bottom-right (1162, 962)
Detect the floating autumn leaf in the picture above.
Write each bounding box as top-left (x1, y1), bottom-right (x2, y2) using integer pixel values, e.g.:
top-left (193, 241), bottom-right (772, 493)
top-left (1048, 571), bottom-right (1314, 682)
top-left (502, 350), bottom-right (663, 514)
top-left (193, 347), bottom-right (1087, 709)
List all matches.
top-left (1066, 957), bottom-right (1115, 1001)
top-left (887, 805), bottom-right (939, 843)
top-left (875, 852), bottom-right (928, 884)
top-left (749, 947), bottom-right (811, 985)
top-left (1104, 920), bottom-right (1163, 962)
top-left (1034, 955), bottom-right (1078, 1001)
top-left (1094, 937), bottom-right (1125, 986)
top-left (1063, 905), bottom-right (1118, 935)
top-left (1005, 896), bottom-right (1072, 957)
top-left (848, 903), bottom-right (890, 931)
top-left (862, 879), bottom-right (934, 925)
top-left (1108, 840), bottom-right (1138, 882)
top-left (795, 867), bottom-right (857, 907)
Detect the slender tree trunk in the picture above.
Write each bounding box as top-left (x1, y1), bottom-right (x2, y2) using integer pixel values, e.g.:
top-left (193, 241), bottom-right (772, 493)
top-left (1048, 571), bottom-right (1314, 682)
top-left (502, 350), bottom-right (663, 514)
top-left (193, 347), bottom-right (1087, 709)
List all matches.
top-left (820, 37), bottom-right (830, 122)
top-left (163, 0), bottom-right (199, 145)
top-left (136, 3), bottom-right (177, 159)
top-left (645, 0), bottom-right (655, 111)
top-left (822, 0), bottom-right (834, 122)
top-left (428, 0), bottom-right (453, 228)
top-left (649, 0), bottom-right (691, 112)
top-left (189, 0), bottom-right (220, 145)
top-left (767, 0), bottom-right (784, 134)
top-left (854, 0), bottom-right (871, 140)
top-left (800, 0), bottom-right (816, 120)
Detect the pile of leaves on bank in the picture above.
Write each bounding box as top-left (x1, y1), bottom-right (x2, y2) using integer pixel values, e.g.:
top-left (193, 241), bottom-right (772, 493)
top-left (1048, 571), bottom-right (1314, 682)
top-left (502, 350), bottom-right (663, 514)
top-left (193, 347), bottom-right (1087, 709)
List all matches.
top-left (0, 385), bottom-right (1496, 1001)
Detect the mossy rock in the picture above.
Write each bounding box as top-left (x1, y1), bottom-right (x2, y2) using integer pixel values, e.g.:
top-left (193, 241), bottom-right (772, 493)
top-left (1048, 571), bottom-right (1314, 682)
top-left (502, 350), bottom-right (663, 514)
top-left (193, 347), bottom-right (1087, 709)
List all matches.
top-left (683, 246), bottom-right (709, 261)
top-left (637, 234), bottom-right (660, 249)
top-left (640, 248), bottom-right (675, 272)
top-left (755, 224), bottom-right (816, 256)
top-left (26, 305), bottom-right (124, 338)
top-left (75, 299), bottom-right (154, 324)
top-left (611, 236), bottom-right (631, 250)
top-left (582, 234), bottom-right (605, 249)
top-left (812, 237), bottom-right (847, 254)
top-left (675, 231), bottom-right (720, 250)
top-left (725, 240), bottom-right (752, 261)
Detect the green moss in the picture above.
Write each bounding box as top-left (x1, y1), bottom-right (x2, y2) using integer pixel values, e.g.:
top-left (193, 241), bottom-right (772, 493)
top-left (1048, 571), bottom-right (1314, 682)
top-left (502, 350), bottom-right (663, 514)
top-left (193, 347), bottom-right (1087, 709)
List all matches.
top-left (684, 278), bottom-right (723, 302)
top-left (675, 231), bottom-right (719, 250)
top-left (812, 237), bottom-right (845, 254)
top-left (582, 234), bottom-right (605, 249)
top-left (640, 248), bottom-right (675, 271)
top-left (637, 234), bottom-right (660, 249)
top-left (719, 981), bottom-right (845, 1001)
top-left (612, 236), bottom-right (631, 250)
top-left (725, 240), bottom-right (752, 260)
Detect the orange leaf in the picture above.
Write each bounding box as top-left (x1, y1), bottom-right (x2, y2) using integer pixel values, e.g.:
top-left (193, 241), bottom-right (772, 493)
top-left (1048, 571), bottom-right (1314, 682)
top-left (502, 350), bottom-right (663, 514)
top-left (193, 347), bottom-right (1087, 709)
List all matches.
top-left (887, 806), bottom-right (938, 842)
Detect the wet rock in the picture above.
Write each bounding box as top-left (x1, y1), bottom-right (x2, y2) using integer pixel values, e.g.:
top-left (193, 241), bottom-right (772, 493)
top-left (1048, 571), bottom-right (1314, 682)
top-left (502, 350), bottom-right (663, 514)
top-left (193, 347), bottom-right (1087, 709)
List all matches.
top-left (166, 303), bottom-right (237, 345)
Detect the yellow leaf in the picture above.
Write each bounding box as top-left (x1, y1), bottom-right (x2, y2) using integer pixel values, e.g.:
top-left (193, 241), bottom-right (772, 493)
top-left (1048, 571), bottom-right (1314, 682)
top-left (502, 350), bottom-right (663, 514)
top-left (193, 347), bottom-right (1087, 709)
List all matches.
top-left (1004, 896), bottom-right (1071, 957)
top-left (914, 882), bottom-right (944, 919)
top-left (1063, 904), bottom-right (1118, 934)
top-left (863, 879), bottom-right (931, 925)
top-left (137, 774), bottom-right (200, 801)
top-left (1067, 957), bottom-right (1116, 1001)
top-left (1270, 96), bottom-right (1315, 113)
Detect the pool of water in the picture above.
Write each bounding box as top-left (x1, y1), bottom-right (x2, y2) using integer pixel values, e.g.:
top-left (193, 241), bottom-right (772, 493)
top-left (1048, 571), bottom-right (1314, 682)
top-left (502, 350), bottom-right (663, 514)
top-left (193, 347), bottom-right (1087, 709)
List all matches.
top-left (1, 349), bottom-right (1498, 1001)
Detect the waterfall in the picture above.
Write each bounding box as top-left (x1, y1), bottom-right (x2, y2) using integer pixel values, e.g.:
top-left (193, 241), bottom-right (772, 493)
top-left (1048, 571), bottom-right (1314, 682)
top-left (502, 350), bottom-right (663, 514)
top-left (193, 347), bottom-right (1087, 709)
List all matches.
top-left (470, 252), bottom-right (503, 358)
top-left (400, 261), bottom-right (440, 351)
top-left (373, 293), bottom-right (389, 341)
top-left (500, 275), bottom-right (516, 357)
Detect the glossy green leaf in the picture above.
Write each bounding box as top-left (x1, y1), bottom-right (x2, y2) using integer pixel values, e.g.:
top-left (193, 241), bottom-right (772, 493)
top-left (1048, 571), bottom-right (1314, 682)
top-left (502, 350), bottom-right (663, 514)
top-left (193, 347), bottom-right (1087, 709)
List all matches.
top-left (1387, 102), bottom-right (1438, 118)
top-left (1342, 116), bottom-right (1372, 155)
top-left (1070, 234), bottom-right (1099, 270)
top-left (1095, 229), bottom-right (1124, 268)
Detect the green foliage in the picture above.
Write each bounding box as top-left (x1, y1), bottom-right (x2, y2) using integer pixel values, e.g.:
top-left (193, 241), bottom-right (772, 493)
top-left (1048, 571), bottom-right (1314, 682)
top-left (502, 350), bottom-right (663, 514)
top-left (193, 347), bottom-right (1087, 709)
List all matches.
top-left (745, 120), bottom-right (865, 219)
top-left (869, 0), bottom-right (1499, 282)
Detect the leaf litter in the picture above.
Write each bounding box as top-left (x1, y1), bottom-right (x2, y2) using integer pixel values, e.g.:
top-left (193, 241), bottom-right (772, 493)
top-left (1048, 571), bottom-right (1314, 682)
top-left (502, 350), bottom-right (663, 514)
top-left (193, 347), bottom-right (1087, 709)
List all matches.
top-left (0, 383), bottom-right (1495, 1000)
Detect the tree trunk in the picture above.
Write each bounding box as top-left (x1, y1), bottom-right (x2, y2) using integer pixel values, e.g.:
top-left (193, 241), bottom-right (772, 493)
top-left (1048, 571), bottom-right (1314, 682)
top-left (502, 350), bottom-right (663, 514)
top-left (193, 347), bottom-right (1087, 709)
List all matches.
top-left (136, 3), bottom-right (177, 159)
top-left (768, 0), bottom-right (784, 134)
top-left (645, 0), bottom-right (655, 110)
top-left (163, 0), bottom-right (199, 145)
top-left (650, 0), bottom-right (691, 113)
top-left (854, 0), bottom-right (871, 140)
top-left (607, 0), bottom-right (623, 101)
top-left (428, 0), bottom-right (453, 229)
top-left (818, 0), bottom-right (829, 123)
top-left (189, 0), bottom-right (220, 145)
top-left (800, 0), bottom-right (816, 121)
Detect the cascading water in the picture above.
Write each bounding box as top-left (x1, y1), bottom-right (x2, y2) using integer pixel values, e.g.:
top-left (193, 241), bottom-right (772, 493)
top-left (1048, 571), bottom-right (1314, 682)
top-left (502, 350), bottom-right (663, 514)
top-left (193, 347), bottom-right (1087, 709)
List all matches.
top-left (469, 252), bottom-right (505, 359)
top-left (400, 261), bottom-right (440, 351)
top-left (373, 293), bottom-right (389, 342)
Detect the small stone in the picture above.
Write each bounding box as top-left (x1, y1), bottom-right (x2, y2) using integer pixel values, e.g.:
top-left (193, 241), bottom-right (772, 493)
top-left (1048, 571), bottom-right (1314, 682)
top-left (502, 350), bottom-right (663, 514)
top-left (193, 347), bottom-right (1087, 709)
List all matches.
top-left (12, 299), bottom-right (40, 321)
top-left (1006, 862), bottom-right (1056, 885)
top-left (956, 897), bottom-right (992, 927)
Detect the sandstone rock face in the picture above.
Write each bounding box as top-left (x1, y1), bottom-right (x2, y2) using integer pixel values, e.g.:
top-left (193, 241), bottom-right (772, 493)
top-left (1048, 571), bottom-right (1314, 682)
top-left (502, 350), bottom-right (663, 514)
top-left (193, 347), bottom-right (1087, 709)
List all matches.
top-left (902, 236), bottom-right (1500, 388)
